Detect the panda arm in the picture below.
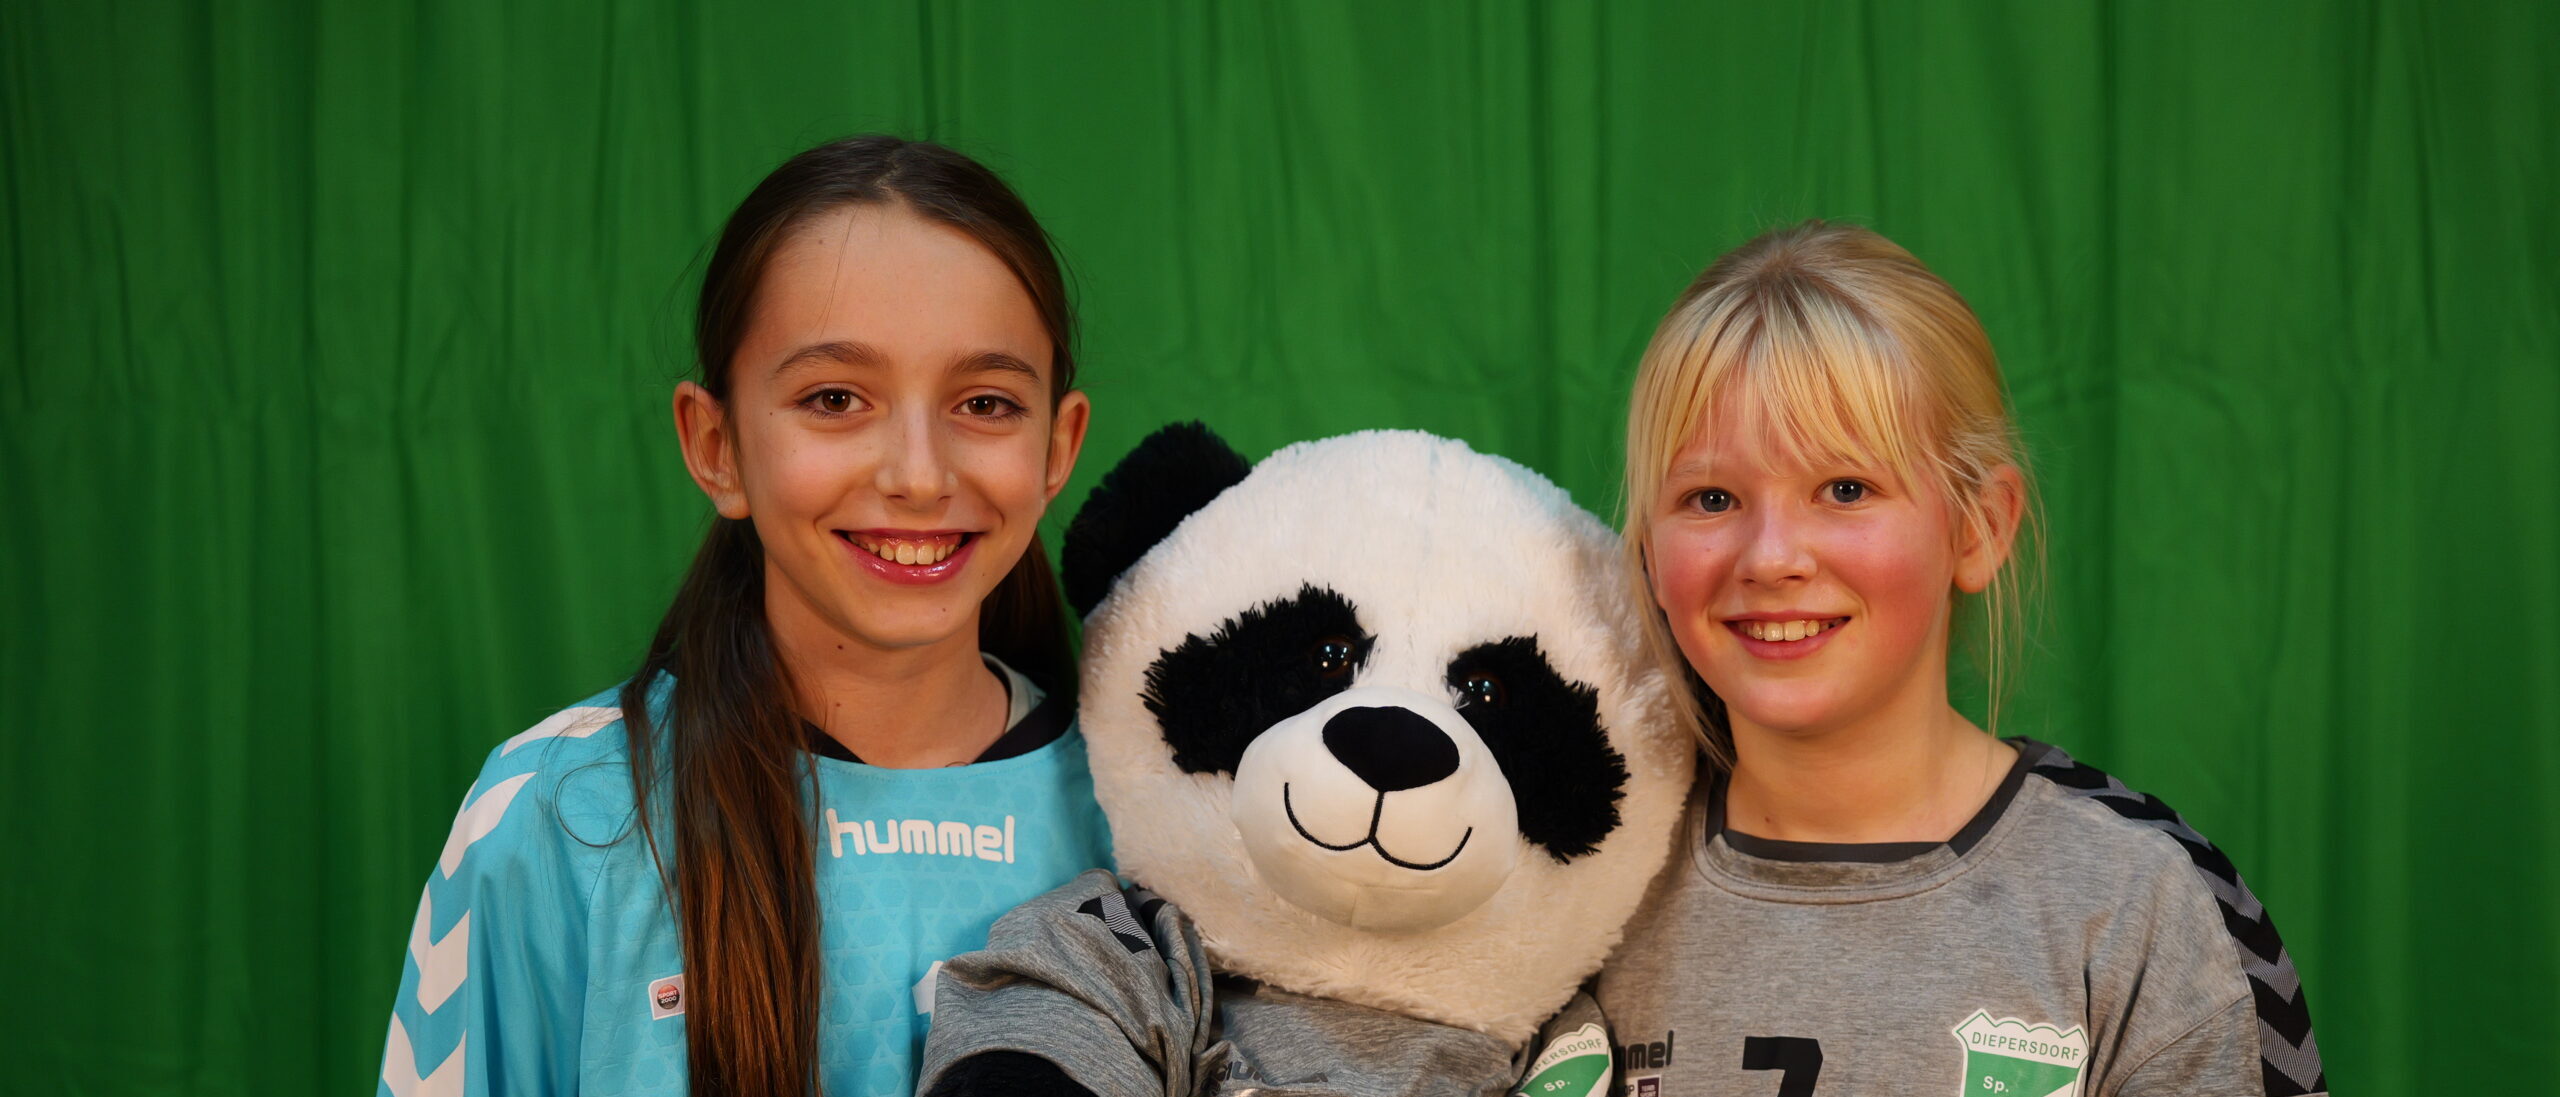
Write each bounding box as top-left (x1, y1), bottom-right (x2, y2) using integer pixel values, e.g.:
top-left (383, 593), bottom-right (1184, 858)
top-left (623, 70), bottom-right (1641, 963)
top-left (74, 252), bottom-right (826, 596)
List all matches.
top-left (923, 1051), bottom-right (1095, 1097)
top-left (916, 869), bottom-right (1216, 1097)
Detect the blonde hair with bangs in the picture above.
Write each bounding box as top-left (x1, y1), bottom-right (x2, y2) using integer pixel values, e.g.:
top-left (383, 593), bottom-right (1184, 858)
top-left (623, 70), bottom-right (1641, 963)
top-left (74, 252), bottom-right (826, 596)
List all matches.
top-left (1623, 221), bottom-right (2036, 768)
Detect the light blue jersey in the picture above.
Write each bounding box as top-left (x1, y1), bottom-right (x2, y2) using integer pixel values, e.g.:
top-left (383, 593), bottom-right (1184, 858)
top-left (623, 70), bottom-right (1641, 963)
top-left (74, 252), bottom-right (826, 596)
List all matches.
top-left (376, 671), bottom-right (1114, 1097)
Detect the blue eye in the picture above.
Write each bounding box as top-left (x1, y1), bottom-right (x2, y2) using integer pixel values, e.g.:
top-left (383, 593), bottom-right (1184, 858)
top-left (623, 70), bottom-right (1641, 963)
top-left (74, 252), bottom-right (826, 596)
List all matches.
top-left (1691, 489), bottom-right (1734, 514)
top-left (1828, 480), bottom-right (1867, 504)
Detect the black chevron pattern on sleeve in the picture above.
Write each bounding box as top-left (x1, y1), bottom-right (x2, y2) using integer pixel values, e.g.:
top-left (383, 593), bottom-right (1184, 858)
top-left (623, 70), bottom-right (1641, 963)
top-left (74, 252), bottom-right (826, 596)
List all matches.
top-left (1074, 891), bottom-right (1156, 955)
top-left (2030, 747), bottom-right (2327, 1096)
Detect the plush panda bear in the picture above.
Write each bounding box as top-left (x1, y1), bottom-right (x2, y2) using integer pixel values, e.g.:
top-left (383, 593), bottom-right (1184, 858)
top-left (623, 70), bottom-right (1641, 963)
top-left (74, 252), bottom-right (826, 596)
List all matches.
top-left (920, 424), bottom-right (1694, 1097)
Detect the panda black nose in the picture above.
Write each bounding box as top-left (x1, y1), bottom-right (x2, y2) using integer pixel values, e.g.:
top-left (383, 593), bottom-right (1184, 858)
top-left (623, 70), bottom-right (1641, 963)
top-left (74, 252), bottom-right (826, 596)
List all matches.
top-left (1321, 706), bottom-right (1460, 792)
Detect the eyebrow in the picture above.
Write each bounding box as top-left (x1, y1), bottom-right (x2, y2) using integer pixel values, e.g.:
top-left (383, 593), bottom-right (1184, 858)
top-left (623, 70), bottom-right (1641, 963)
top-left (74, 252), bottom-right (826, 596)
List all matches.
top-left (770, 342), bottom-right (1043, 384)
top-left (952, 350), bottom-right (1042, 383)
top-left (772, 340), bottom-right (883, 378)
top-left (1664, 456), bottom-right (1719, 482)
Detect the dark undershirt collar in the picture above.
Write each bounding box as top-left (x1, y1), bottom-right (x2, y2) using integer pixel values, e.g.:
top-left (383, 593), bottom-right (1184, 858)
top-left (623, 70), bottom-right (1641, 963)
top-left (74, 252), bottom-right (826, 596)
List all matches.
top-left (1714, 737), bottom-right (2050, 863)
top-left (802, 670), bottom-right (1071, 767)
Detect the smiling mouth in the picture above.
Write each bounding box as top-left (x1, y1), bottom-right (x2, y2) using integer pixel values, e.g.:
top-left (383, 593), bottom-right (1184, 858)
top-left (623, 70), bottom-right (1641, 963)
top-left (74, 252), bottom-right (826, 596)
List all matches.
top-left (840, 531), bottom-right (971, 566)
top-left (1282, 784), bottom-right (1472, 871)
top-left (1729, 617), bottom-right (1850, 643)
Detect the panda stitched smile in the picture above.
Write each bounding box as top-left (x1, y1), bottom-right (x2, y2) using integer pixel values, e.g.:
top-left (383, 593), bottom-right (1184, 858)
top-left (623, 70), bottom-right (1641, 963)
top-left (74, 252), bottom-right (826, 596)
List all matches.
top-left (1281, 783), bottom-right (1473, 871)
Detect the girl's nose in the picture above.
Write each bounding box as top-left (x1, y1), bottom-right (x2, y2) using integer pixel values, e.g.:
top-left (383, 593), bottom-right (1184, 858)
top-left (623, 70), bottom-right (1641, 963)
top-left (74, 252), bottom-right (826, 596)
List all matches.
top-left (1736, 508), bottom-right (1815, 585)
top-left (874, 410), bottom-right (955, 503)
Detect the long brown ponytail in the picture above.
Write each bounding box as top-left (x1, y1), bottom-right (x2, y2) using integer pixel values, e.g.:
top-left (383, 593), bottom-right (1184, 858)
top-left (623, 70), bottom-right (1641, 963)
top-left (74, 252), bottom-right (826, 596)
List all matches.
top-left (616, 136), bottom-right (1080, 1096)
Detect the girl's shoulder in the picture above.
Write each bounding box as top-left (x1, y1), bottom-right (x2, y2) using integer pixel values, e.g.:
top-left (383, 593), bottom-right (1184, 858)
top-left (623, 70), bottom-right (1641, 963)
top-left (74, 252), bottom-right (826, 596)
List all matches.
top-left (437, 680), bottom-right (659, 882)
top-left (2005, 739), bottom-right (2322, 1090)
top-left (2004, 739), bottom-right (2275, 911)
top-left (479, 681), bottom-right (653, 777)
top-left (2007, 739), bottom-right (2262, 887)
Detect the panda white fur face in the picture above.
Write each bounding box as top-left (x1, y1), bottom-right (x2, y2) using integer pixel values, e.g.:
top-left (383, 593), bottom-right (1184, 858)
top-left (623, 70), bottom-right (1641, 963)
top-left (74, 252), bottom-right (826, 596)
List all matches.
top-left (1070, 428), bottom-right (1693, 1045)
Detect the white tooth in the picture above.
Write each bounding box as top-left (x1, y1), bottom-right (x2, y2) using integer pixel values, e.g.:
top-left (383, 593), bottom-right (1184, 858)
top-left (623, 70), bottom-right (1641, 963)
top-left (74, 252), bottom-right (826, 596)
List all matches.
top-left (1781, 620), bottom-right (1803, 641)
top-left (1805, 619), bottom-right (1826, 636)
top-left (895, 543), bottom-right (917, 565)
top-left (1748, 621), bottom-right (1770, 641)
top-left (933, 542), bottom-right (952, 563)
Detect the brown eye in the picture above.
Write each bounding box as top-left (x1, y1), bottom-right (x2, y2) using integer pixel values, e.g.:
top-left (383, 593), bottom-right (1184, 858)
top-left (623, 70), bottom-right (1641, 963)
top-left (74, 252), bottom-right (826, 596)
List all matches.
top-left (1458, 670), bottom-right (1504, 708)
top-left (812, 390), bottom-right (854, 414)
top-left (1313, 637), bottom-right (1359, 680)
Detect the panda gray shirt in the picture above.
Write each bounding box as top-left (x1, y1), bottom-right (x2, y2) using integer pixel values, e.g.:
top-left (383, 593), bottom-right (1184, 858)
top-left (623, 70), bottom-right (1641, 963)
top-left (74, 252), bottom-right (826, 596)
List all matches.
top-left (918, 869), bottom-right (1538, 1097)
top-left (1592, 739), bottom-right (2327, 1097)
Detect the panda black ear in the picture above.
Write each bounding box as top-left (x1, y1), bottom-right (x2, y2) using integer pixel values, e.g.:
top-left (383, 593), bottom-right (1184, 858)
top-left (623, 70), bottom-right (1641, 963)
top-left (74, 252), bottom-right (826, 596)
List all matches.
top-left (1062, 421), bottom-right (1251, 617)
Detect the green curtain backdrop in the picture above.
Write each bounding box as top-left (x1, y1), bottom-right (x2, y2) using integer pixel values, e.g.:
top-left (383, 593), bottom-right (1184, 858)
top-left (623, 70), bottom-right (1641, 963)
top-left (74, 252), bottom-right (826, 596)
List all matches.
top-left (6, 2), bottom-right (2552, 1093)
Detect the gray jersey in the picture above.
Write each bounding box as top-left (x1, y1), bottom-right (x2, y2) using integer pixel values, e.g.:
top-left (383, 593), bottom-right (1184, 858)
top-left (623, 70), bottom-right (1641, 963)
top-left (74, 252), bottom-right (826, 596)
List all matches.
top-left (1592, 740), bottom-right (2325, 1097)
top-left (918, 869), bottom-right (1537, 1097)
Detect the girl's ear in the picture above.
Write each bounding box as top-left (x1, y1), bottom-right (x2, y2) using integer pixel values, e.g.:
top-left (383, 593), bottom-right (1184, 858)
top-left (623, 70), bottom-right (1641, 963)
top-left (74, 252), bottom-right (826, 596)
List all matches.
top-left (675, 382), bottom-right (749, 519)
top-left (1043, 389), bottom-right (1092, 502)
top-left (1954, 464), bottom-right (2026, 593)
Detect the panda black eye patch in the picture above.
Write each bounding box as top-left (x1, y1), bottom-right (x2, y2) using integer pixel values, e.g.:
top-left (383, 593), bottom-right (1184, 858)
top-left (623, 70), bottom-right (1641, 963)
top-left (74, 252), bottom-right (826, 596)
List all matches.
top-left (1142, 584), bottom-right (1373, 776)
top-left (1445, 637), bottom-right (1628, 862)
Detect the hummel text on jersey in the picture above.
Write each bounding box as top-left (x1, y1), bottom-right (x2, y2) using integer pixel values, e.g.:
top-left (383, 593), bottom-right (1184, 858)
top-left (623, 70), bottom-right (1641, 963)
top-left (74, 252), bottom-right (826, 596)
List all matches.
top-left (1618, 1029), bottom-right (1674, 1071)
top-left (821, 810), bottom-right (1017, 863)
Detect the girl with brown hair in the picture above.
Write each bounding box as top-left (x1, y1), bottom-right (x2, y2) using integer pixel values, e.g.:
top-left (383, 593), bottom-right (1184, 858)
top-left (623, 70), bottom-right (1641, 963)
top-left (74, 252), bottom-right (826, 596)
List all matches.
top-left (375, 136), bottom-right (1108, 1097)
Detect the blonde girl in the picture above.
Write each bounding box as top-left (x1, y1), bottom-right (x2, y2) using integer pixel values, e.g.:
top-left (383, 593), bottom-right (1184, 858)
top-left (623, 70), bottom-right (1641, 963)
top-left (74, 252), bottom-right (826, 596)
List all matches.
top-left (1593, 222), bottom-right (2326, 1097)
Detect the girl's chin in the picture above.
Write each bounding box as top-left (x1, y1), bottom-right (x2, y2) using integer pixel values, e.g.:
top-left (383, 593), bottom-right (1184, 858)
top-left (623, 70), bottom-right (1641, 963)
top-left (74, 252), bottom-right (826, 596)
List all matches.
top-left (1718, 695), bottom-right (1857, 740)
top-left (806, 602), bottom-right (996, 657)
